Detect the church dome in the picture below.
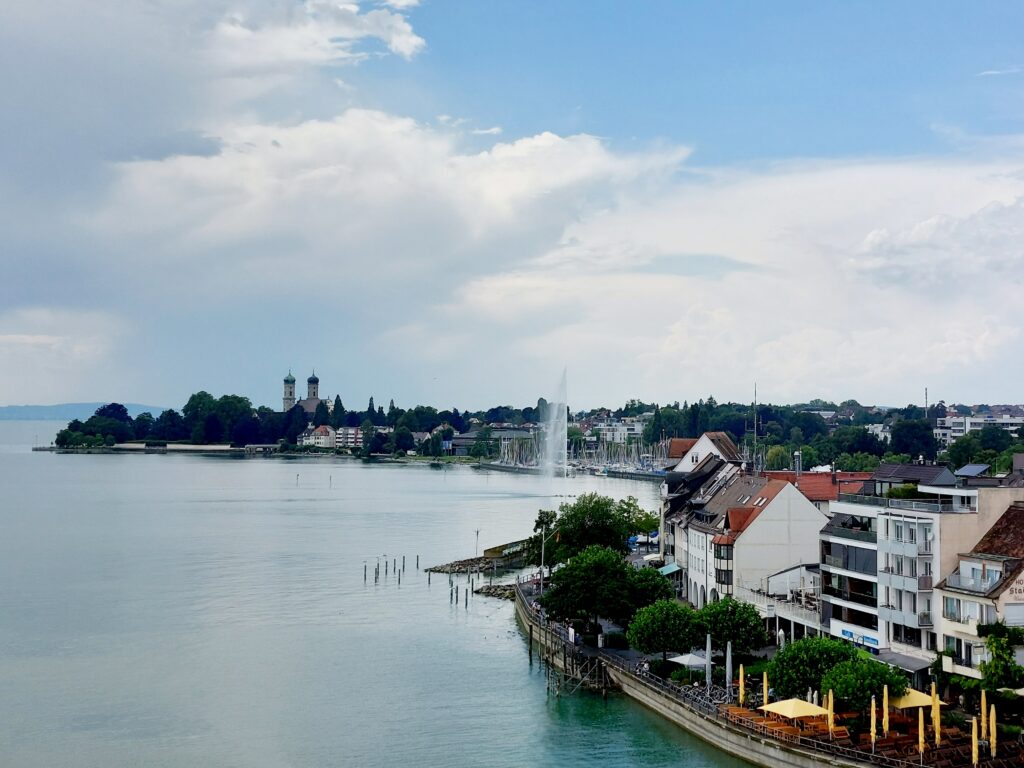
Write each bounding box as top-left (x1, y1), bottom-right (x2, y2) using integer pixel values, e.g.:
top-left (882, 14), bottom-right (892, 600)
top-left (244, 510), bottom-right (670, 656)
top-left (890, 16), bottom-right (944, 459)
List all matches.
top-left (307, 372), bottom-right (319, 384)
top-left (284, 372), bottom-right (296, 384)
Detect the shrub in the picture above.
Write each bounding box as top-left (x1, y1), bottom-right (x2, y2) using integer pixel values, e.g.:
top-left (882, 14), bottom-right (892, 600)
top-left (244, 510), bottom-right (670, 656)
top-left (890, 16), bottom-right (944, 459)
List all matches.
top-left (603, 631), bottom-right (629, 650)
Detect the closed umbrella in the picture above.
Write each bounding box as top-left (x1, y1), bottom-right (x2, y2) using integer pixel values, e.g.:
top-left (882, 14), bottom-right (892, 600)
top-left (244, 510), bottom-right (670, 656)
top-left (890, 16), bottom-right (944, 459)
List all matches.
top-left (763, 671), bottom-right (769, 707)
top-left (883, 684), bottom-right (889, 736)
top-left (981, 690), bottom-right (987, 735)
top-left (725, 640), bottom-right (733, 700)
top-left (931, 683), bottom-right (941, 747)
top-left (990, 704), bottom-right (997, 759)
top-left (705, 634), bottom-right (712, 688)
top-left (739, 664), bottom-right (745, 706)
top-left (827, 689), bottom-right (834, 738)
top-left (972, 717), bottom-right (978, 767)
top-left (918, 707), bottom-right (925, 758)
top-left (870, 695), bottom-right (877, 752)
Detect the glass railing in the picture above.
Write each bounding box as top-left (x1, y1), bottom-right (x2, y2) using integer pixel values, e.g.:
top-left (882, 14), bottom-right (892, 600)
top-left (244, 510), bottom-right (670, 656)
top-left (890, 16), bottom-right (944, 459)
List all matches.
top-left (918, 611), bottom-right (932, 626)
top-left (837, 493), bottom-right (963, 513)
top-left (822, 586), bottom-right (877, 608)
top-left (945, 572), bottom-right (1002, 593)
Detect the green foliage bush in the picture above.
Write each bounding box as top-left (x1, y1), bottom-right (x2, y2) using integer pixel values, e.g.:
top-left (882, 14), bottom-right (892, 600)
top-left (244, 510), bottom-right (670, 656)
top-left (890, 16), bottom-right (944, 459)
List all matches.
top-left (766, 636), bottom-right (859, 700)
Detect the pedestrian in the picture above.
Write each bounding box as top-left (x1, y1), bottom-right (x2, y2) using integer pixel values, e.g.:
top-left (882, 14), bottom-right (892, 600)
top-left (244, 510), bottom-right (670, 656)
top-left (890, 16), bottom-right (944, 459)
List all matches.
top-left (642, 661), bottom-right (650, 675)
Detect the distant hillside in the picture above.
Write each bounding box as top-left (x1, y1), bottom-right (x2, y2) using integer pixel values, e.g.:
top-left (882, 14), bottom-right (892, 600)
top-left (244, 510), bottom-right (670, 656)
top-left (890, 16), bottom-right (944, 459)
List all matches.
top-left (0, 403), bottom-right (168, 421)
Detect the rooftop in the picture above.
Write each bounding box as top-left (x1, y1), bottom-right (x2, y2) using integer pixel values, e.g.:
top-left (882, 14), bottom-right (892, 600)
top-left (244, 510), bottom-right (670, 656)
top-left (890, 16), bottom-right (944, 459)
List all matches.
top-left (764, 470), bottom-right (871, 502)
top-left (872, 463), bottom-right (956, 486)
top-left (667, 438), bottom-right (698, 459)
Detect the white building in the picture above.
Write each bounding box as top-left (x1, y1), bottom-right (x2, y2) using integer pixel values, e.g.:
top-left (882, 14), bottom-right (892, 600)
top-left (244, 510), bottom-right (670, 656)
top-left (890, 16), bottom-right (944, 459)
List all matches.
top-left (336, 426), bottom-right (363, 449)
top-left (669, 431), bottom-right (742, 472)
top-left (298, 425), bottom-right (336, 448)
top-left (934, 414), bottom-right (1024, 448)
top-left (933, 501), bottom-right (1024, 679)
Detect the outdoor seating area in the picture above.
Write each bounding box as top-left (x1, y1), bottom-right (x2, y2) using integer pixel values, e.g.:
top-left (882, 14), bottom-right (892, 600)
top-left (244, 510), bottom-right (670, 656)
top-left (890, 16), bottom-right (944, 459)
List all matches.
top-left (716, 696), bottom-right (1021, 767)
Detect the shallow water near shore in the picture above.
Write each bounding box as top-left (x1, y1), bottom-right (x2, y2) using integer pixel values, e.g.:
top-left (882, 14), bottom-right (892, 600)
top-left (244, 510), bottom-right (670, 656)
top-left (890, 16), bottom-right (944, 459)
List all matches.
top-left (0, 421), bottom-right (742, 767)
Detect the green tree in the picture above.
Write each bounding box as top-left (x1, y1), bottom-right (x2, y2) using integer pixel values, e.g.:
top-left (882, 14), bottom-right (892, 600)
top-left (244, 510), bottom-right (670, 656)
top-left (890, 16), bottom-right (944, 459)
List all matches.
top-left (182, 391), bottom-right (217, 434)
top-left (312, 400), bottom-right (330, 427)
top-left (393, 426), bottom-right (416, 453)
top-left (532, 493), bottom-right (634, 567)
top-left (766, 636), bottom-right (859, 699)
top-left (765, 445), bottom-right (790, 470)
top-left (539, 546), bottom-right (632, 630)
top-left (947, 434), bottom-right (982, 468)
top-left (891, 419), bottom-right (937, 460)
top-left (980, 634), bottom-right (1024, 690)
top-left (151, 409), bottom-right (187, 441)
top-left (94, 403), bottom-right (131, 422)
top-left (133, 412), bottom-right (155, 440)
top-left (978, 426), bottom-right (1013, 454)
top-left (696, 598), bottom-right (768, 655)
top-left (360, 418), bottom-right (375, 452)
top-left (331, 396), bottom-right (345, 429)
top-left (820, 659), bottom-right (908, 713)
top-left (627, 600), bottom-right (701, 660)
top-left (625, 569), bottom-right (675, 626)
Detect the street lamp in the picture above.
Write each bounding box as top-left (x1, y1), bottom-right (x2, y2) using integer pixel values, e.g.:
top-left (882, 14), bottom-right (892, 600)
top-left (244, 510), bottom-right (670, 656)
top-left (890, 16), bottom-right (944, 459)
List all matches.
top-left (539, 522), bottom-right (560, 595)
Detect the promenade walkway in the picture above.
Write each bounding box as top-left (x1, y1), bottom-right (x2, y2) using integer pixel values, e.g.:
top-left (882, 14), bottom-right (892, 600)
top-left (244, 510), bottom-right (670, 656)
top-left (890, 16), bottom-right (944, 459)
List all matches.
top-left (513, 580), bottom-right (1019, 768)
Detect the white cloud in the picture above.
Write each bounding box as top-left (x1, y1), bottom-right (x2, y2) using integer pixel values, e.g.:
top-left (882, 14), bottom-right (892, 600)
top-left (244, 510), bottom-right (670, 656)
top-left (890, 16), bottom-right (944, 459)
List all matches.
top-left (977, 67), bottom-right (1021, 77)
top-left (471, 126), bottom-right (503, 135)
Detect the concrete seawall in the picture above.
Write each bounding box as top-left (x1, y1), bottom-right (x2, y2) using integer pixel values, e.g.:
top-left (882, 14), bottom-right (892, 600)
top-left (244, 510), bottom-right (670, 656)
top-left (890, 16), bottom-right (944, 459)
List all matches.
top-left (512, 584), bottom-right (903, 768)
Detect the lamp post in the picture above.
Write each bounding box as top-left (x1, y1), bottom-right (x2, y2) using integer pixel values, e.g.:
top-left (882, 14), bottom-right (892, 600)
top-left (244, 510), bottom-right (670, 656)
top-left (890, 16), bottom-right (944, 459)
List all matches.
top-left (539, 522), bottom-right (560, 595)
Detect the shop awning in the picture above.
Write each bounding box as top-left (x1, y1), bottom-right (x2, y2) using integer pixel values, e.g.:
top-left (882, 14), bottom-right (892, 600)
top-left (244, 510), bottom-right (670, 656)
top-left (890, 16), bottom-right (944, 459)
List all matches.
top-left (658, 562), bottom-right (682, 576)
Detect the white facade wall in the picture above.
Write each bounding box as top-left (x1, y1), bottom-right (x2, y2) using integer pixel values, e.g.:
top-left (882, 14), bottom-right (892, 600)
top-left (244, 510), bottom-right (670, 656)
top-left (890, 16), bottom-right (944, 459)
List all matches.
top-left (733, 484), bottom-right (829, 590)
top-left (671, 434), bottom-right (729, 472)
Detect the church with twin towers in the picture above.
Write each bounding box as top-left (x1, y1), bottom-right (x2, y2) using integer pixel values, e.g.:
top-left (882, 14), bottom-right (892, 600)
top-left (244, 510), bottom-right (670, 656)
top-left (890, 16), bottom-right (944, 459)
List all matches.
top-left (282, 370), bottom-right (334, 416)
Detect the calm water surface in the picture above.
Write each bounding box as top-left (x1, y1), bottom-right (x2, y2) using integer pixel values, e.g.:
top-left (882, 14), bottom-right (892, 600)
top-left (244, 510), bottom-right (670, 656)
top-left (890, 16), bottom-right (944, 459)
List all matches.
top-left (0, 422), bottom-right (740, 767)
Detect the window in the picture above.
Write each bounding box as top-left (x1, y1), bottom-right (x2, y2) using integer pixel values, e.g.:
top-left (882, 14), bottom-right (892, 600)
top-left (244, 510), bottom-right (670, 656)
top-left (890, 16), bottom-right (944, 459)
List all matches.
top-left (907, 527), bottom-right (916, 543)
top-left (715, 569), bottom-right (733, 585)
top-left (894, 523), bottom-right (904, 542)
top-left (714, 544), bottom-right (733, 560)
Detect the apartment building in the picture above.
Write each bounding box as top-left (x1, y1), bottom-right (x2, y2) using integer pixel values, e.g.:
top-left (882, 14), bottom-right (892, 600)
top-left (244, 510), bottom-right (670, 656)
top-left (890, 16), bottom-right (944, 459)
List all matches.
top-left (934, 414), bottom-right (1024, 448)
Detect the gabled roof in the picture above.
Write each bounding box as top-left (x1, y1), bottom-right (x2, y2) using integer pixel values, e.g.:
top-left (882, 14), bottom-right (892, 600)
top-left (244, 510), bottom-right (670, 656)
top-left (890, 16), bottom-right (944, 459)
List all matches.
top-left (692, 475), bottom-right (787, 533)
top-left (763, 471), bottom-right (872, 502)
top-left (705, 431), bottom-right (741, 462)
top-left (968, 503), bottom-right (1024, 560)
top-left (872, 463), bottom-right (955, 486)
top-left (667, 438), bottom-right (698, 459)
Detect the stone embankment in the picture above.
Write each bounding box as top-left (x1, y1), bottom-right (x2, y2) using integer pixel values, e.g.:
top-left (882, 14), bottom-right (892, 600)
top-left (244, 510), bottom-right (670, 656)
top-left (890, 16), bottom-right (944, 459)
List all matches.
top-left (426, 556), bottom-right (490, 574)
top-left (474, 584), bottom-right (516, 600)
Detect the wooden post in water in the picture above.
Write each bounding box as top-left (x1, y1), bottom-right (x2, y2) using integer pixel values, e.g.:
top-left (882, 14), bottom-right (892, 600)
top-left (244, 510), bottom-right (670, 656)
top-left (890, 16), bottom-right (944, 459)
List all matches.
top-left (398, 570), bottom-right (401, 586)
top-left (416, 555), bottom-right (419, 569)
top-left (385, 560), bottom-right (388, 576)
top-left (428, 572), bottom-right (431, 585)
top-left (402, 555), bottom-right (405, 571)
top-left (364, 564), bottom-right (366, 582)
top-left (529, 624), bottom-right (534, 660)
top-left (464, 587), bottom-right (468, 609)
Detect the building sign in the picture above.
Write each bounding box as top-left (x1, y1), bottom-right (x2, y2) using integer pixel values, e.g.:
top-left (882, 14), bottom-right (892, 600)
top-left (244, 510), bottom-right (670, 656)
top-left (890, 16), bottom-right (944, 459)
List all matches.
top-left (766, 604), bottom-right (775, 618)
top-left (841, 628), bottom-right (879, 646)
top-left (1007, 574), bottom-right (1024, 599)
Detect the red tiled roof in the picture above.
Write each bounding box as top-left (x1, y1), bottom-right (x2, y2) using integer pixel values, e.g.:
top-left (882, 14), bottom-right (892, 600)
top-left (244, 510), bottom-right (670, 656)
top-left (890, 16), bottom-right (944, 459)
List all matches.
top-left (763, 471), bottom-right (872, 502)
top-left (667, 438), bottom-right (698, 458)
top-left (723, 479), bottom-right (789, 537)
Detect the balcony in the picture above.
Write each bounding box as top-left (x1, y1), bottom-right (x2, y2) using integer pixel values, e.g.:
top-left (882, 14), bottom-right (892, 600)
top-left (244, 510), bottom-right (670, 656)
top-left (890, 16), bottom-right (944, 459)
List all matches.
top-left (943, 610), bottom-right (966, 624)
top-left (837, 493), bottom-right (964, 514)
top-left (821, 520), bottom-right (876, 544)
top-left (918, 611), bottom-right (933, 626)
top-left (918, 575), bottom-right (933, 591)
top-left (822, 585), bottom-right (877, 609)
top-left (945, 572), bottom-right (1003, 594)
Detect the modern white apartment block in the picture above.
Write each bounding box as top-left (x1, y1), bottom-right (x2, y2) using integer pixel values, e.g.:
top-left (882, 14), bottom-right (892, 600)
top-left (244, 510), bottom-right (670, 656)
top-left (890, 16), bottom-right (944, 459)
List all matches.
top-left (934, 414), bottom-right (1024, 447)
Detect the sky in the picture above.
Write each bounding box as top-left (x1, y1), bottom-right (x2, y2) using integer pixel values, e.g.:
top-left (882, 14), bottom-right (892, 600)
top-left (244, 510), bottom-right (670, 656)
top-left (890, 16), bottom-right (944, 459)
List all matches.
top-left (3, 1), bottom-right (1024, 412)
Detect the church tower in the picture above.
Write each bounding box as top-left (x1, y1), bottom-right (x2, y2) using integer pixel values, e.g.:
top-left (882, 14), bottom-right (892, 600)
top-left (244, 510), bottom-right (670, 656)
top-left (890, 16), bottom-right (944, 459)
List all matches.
top-left (307, 371), bottom-right (319, 401)
top-left (283, 371), bottom-right (296, 411)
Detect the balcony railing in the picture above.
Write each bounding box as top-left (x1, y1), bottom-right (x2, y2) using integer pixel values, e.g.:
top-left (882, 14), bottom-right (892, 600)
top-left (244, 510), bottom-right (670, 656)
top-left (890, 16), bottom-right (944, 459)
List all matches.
top-left (837, 493), bottom-right (970, 514)
top-left (821, 524), bottom-right (876, 544)
top-left (918, 575), bottom-right (933, 591)
top-left (918, 611), bottom-right (933, 626)
top-left (942, 611), bottom-right (966, 624)
top-left (822, 586), bottom-right (876, 608)
top-left (945, 572), bottom-right (1003, 593)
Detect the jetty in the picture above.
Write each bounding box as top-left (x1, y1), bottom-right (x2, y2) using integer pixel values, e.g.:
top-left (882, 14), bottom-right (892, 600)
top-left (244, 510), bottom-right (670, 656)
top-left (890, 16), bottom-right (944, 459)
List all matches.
top-left (511, 581), bottom-right (1007, 768)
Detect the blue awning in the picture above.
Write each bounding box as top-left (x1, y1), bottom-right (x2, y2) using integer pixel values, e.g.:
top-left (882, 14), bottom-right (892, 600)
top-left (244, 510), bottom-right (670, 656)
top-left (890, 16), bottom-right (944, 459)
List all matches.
top-left (658, 562), bottom-right (681, 576)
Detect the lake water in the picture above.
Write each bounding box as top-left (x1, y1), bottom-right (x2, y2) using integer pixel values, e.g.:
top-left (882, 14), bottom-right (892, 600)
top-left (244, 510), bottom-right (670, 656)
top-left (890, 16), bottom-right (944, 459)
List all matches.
top-left (0, 421), bottom-right (735, 767)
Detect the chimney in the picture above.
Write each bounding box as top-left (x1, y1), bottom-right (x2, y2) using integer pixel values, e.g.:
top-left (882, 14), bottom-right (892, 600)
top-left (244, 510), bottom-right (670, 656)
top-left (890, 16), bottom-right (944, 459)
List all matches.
top-left (794, 450), bottom-right (802, 479)
top-left (831, 464), bottom-right (837, 485)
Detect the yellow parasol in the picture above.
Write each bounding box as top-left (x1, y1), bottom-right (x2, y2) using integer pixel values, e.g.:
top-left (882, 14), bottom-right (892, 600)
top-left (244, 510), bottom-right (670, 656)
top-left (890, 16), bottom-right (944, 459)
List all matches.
top-left (931, 682), bottom-right (941, 747)
top-left (981, 689), bottom-right (988, 735)
top-left (891, 688), bottom-right (936, 709)
top-left (990, 704), bottom-right (997, 759)
top-left (739, 664), bottom-right (745, 706)
top-left (883, 684), bottom-right (889, 736)
top-left (918, 707), bottom-right (925, 757)
top-left (758, 698), bottom-right (830, 719)
top-left (870, 695), bottom-right (877, 749)
top-left (763, 671), bottom-right (769, 707)
top-left (827, 689), bottom-right (835, 738)
top-left (972, 717), bottom-right (978, 767)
